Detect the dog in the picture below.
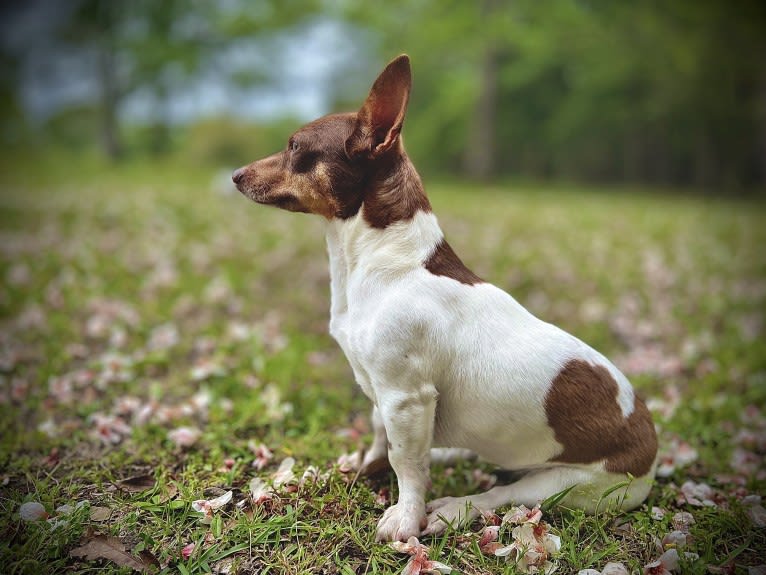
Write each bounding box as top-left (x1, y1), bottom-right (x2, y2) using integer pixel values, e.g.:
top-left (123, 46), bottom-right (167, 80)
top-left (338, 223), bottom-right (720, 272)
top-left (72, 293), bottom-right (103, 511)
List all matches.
top-left (232, 54), bottom-right (658, 543)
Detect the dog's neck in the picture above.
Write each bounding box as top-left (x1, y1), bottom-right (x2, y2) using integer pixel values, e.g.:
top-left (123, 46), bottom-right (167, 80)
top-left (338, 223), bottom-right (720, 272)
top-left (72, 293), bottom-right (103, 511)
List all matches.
top-left (326, 157), bottom-right (442, 317)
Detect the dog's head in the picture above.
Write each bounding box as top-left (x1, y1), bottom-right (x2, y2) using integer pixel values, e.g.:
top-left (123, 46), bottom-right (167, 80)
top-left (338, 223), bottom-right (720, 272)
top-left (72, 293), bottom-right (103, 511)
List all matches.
top-left (232, 55), bottom-right (412, 220)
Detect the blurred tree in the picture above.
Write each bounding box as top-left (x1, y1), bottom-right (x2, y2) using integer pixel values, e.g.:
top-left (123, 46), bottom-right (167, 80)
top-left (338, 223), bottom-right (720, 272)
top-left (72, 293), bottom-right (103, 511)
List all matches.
top-left (122, 0), bottom-right (218, 156)
top-left (61, 0), bottom-right (124, 159)
top-left (20, 0), bottom-right (766, 187)
top-left (342, 0), bottom-right (766, 187)
top-left (57, 0), bottom-right (322, 160)
top-left (0, 50), bottom-right (26, 148)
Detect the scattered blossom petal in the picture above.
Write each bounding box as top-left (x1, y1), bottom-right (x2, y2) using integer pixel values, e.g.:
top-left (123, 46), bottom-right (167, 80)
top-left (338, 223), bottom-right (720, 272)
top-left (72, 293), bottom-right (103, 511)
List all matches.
top-left (19, 501), bottom-right (48, 521)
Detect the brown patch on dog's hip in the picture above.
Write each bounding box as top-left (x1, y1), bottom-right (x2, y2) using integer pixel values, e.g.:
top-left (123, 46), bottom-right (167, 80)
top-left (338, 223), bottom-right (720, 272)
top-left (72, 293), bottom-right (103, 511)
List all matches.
top-left (544, 359), bottom-right (657, 476)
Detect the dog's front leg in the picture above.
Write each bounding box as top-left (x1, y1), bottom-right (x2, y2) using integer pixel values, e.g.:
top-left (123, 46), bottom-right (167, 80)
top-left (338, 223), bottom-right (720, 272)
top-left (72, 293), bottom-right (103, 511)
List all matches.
top-left (374, 384), bottom-right (436, 542)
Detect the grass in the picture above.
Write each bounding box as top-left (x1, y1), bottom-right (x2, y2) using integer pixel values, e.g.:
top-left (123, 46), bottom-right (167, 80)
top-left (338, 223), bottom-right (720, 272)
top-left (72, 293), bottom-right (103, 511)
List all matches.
top-left (0, 152), bottom-right (764, 574)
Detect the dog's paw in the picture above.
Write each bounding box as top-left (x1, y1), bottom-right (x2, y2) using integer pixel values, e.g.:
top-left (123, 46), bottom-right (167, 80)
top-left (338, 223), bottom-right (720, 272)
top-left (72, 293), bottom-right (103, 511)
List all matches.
top-left (336, 451), bottom-right (363, 473)
top-left (337, 450), bottom-right (392, 477)
top-left (422, 496), bottom-right (480, 536)
top-left (375, 502), bottom-right (425, 542)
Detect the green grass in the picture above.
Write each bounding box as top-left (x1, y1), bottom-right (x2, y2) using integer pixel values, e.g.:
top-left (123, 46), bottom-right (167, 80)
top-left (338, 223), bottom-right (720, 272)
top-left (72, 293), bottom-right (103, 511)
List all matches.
top-left (0, 153), bottom-right (764, 574)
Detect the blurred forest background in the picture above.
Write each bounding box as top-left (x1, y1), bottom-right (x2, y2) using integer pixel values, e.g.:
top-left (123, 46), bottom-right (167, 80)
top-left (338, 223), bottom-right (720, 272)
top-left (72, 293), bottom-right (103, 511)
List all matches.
top-left (1, 0), bottom-right (765, 190)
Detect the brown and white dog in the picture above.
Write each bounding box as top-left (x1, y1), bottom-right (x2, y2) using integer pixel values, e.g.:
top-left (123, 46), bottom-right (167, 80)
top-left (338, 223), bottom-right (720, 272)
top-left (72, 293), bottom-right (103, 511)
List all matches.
top-left (232, 55), bottom-right (658, 542)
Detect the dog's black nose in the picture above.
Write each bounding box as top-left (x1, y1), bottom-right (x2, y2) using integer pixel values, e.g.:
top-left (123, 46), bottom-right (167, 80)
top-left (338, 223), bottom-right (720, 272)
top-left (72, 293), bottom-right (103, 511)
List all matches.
top-left (232, 168), bottom-right (246, 185)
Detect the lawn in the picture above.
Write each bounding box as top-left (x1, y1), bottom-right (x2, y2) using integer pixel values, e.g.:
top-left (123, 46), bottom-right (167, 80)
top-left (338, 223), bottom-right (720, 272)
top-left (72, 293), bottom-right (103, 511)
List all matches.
top-left (1, 155), bottom-right (764, 574)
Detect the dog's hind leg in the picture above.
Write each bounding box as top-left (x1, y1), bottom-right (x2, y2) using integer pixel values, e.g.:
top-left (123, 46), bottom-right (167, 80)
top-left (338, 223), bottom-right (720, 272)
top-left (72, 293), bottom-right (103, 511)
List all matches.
top-left (356, 413), bottom-right (475, 476)
top-left (422, 466), bottom-right (651, 535)
top-left (358, 406), bottom-right (391, 475)
top-left (429, 448), bottom-right (476, 465)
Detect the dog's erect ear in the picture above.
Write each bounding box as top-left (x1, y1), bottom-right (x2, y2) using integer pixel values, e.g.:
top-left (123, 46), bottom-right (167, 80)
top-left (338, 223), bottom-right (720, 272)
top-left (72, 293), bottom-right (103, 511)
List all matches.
top-left (345, 54), bottom-right (411, 160)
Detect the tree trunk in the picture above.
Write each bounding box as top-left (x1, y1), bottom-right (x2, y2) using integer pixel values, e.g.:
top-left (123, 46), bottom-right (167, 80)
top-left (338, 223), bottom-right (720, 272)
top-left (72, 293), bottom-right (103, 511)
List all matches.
top-left (759, 63), bottom-right (766, 186)
top-left (149, 80), bottom-right (172, 157)
top-left (693, 126), bottom-right (717, 189)
top-left (98, 44), bottom-right (122, 161)
top-left (464, 45), bottom-right (499, 180)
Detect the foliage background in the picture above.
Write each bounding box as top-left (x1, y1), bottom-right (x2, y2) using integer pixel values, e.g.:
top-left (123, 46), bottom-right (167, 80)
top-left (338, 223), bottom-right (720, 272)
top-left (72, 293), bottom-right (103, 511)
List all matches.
top-left (1, 0), bottom-right (765, 188)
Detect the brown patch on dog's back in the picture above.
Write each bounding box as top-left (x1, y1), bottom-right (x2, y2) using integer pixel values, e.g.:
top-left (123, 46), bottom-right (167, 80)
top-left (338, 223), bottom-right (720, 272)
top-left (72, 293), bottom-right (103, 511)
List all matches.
top-left (544, 359), bottom-right (657, 476)
top-left (424, 239), bottom-right (483, 285)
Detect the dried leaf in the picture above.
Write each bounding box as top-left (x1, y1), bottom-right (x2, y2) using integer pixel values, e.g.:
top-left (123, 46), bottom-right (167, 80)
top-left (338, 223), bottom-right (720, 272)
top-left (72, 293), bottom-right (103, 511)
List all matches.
top-left (70, 535), bottom-right (158, 573)
top-left (156, 482), bottom-right (179, 504)
top-left (89, 506), bottom-right (112, 522)
top-left (118, 474), bottom-right (156, 493)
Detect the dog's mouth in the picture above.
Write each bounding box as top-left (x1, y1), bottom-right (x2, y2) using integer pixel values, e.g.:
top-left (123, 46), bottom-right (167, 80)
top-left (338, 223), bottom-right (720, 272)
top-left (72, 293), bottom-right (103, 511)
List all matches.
top-left (237, 183), bottom-right (307, 213)
top-left (235, 181), bottom-right (269, 204)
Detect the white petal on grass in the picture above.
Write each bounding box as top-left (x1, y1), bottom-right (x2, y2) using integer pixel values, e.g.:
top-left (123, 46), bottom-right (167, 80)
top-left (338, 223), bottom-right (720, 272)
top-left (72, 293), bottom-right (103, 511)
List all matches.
top-left (19, 501), bottom-right (47, 521)
top-left (679, 480), bottom-right (717, 507)
top-left (503, 504), bottom-right (543, 526)
top-left (661, 531), bottom-right (688, 549)
top-left (272, 457), bottom-right (296, 487)
top-left (191, 490), bottom-right (233, 523)
top-left (337, 451), bottom-right (362, 473)
top-left (391, 536), bottom-right (423, 555)
top-left (543, 532), bottom-right (561, 553)
top-left (602, 563), bottom-right (630, 575)
top-left (746, 504), bottom-right (766, 528)
top-left (422, 561), bottom-right (454, 574)
top-left (249, 477), bottom-right (274, 504)
top-left (671, 511), bottom-right (695, 533)
top-left (167, 426), bottom-right (201, 448)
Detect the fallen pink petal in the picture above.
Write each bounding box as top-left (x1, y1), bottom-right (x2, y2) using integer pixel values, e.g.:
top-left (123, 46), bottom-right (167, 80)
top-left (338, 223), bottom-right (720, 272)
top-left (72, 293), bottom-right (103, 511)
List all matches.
top-left (730, 448), bottom-right (762, 476)
top-left (190, 358), bottom-right (226, 381)
top-left (503, 504), bottom-right (543, 526)
top-left (272, 457), bottom-right (296, 487)
top-left (679, 480), bottom-right (717, 507)
top-left (478, 524), bottom-right (500, 554)
top-left (745, 503), bottom-right (766, 528)
top-left (248, 442), bottom-right (273, 470)
top-left (336, 451), bottom-right (362, 473)
top-left (492, 506), bottom-right (560, 573)
top-left (391, 537), bottom-right (453, 575)
top-left (656, 437), bottom-right (699, 477)
top-left (249, 478), bottom-right (274, 504)
top-left (644, 549), bottom-right (679, 575)
top-left (661, 530), bottom-right (688, 549)
top-left (390, 535), bottom-right (423, 556)
top-left (168, 426), bottom-right (202, 448)
top-left (181, 542), bottom-right (195, 560)
top-left (89, 413), bottom-right (132, 445)
top-left (671, 512), bottom-right (695, 533)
